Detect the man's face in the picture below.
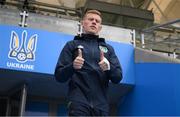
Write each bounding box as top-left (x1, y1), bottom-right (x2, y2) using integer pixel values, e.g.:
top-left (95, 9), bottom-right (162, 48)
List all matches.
top-left (81, 13), bottom-right (102, 35)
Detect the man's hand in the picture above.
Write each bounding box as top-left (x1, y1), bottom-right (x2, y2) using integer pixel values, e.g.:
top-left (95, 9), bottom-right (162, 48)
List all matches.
top-left (98, 51), bottom-right (110, 71)
top-left (73, 49), bottom-right (84, 69)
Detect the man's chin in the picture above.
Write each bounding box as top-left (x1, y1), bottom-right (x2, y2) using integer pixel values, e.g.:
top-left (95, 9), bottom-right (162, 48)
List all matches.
top-left (86, 31), bottom-right (98, 35)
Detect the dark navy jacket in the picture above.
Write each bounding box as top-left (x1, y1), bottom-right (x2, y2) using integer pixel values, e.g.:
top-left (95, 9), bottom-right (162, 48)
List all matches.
top-left (55, 34), bottom-right (122, 112)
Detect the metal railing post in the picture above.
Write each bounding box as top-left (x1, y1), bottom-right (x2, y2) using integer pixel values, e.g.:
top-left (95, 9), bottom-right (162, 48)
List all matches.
top-left (19, 84), bottom-right (27, 117)
top-left (141, 33), bottom-right (145, 48)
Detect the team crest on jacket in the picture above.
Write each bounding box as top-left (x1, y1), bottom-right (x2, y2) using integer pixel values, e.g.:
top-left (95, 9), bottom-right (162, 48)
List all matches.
top-left (99, 46), bottom-right (108, 53)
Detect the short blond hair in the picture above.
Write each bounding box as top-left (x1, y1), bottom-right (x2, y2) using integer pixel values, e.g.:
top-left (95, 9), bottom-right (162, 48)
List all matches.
top-left (83, 10), bottom-right (102, 19)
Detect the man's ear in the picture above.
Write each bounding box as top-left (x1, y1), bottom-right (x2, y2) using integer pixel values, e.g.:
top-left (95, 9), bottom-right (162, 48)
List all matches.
top-left (80, 20), bottom-right (84, 28)
top-left (80, 20), bottom-right (83, 26)
top-left (99, 25), bottom-right (102, 32)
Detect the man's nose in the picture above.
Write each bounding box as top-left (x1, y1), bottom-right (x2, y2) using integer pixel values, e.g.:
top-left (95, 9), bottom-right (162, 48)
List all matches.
top-left (92, 20), bottom-right (96, 25)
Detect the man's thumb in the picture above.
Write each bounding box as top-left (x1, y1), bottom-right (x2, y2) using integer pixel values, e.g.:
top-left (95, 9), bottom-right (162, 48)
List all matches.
top-left (78, 48), bottom-right (82, 58)
top-left (100, 50), bottom-right (104, 61)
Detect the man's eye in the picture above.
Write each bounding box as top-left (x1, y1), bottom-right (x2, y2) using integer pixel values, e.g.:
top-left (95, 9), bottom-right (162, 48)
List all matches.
top-left (96, 20), bottom-right (100, 23)
top-left (89, 18), bottom-right (94, 21)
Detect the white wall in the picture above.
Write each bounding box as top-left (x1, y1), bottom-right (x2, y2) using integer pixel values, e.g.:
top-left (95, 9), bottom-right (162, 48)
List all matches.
top-left (0, 7), bottom-right (132, 44)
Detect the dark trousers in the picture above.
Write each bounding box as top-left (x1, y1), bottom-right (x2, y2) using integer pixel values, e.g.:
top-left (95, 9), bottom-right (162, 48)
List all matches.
top-left (68, 101), bottom-right (109, 116)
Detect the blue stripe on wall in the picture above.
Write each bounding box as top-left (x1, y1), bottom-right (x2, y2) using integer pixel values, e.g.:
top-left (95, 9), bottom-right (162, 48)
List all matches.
top-left (0, 25), bottom-right (135, 85)
top-left (118, 63), bottom-right (180, 116)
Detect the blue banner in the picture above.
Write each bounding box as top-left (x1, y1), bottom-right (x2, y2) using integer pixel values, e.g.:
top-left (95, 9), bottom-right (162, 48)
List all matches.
top-left (0, 25), bottom-right (71, 74)
top-left (0, 25), bottom-right (134, 84)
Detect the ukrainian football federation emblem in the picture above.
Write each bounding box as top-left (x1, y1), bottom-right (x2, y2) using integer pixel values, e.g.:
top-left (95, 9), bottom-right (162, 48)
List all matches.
top-left (8, 30), bottom-right (38, 63)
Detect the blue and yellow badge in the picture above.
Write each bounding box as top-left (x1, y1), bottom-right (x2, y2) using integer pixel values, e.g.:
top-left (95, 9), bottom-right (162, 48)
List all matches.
top-left (8, 30), bottom-right (38, 63)
top-left (99, 46), bottom-right (108, 53)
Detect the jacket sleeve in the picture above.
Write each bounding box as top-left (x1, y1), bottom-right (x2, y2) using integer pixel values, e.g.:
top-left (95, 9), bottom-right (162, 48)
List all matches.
top-left (54, 42), bottom-right (75, 82)
top-left (106, 45), bottom-right (123, 84)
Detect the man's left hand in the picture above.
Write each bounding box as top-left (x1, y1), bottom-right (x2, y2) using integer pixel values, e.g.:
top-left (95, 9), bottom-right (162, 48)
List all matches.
top-left (98, 51), bottom-right (110, 71)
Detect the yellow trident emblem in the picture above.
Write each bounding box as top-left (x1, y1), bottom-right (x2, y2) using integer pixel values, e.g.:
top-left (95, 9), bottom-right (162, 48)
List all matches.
top-left (8, 30), bottom-right (37, 63)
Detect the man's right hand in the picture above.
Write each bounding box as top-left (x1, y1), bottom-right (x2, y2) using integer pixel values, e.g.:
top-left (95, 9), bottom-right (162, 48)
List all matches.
top-left (73, 49), bottom-right (84, 69)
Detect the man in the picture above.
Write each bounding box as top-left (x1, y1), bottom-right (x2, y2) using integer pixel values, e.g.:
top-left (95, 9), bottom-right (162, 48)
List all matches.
top-left (54, 10), bottom-right (122, 116)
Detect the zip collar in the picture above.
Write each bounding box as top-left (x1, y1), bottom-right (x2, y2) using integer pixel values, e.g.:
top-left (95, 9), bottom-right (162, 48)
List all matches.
top-left (74, 34), bottom-right (105, 42)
